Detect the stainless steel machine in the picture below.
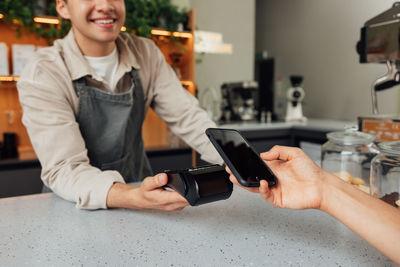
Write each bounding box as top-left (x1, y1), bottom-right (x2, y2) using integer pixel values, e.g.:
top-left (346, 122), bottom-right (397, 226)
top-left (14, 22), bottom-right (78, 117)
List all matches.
top-left (220, 81), bottom-right (258, 122)
top-left (357, 2), bottom-right (400, 114)
top-left (357, 2), bottom-right (400, 141)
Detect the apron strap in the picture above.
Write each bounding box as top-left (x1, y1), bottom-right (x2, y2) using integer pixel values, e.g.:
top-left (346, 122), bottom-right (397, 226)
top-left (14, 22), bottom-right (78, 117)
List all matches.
top-left (74, 77), bottom-right (87, 97)
top-left (73, 68), bottom-right (138, 97)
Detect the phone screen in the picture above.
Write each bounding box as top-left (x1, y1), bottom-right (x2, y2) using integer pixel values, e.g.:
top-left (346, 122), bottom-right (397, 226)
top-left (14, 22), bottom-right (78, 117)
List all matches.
top-left (206, 128), bottom-right (278, 187)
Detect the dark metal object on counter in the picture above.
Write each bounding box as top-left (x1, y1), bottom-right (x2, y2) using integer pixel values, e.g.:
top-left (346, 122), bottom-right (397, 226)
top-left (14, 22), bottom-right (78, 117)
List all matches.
top-left (164, 164), bottom-right (233, 206)
top-left (2, 133), bottom-right (18, 159)
top-left (255, 58), bottom-right (276, 122)
top-left (380, 192), bottom-right (400, 207)
top-left (220, 81), bottom-right (259, 122)
top-left (357, 2), bottom-right (400, 64)
top-left (370, 141), bottom-right (400, 207)
top-left (357, 2), bottom-right (400, 114)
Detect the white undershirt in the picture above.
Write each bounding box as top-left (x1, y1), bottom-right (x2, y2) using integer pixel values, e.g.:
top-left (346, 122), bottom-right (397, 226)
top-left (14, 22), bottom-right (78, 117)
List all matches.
top-left (84, 47), bottom-right (119, 91)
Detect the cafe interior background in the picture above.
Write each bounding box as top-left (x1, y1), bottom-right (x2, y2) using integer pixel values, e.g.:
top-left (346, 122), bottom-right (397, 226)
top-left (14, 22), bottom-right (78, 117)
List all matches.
top-left (0, 0), bottom-right (399, 199)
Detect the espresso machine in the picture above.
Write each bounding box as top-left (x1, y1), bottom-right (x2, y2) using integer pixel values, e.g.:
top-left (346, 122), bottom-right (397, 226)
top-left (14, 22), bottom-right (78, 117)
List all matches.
top-left (356, 2), bottom-right (400, 141)
top-left (220, 81), bottom-right (258, 122)
top-left (357, 2), bottom-right (400, 114)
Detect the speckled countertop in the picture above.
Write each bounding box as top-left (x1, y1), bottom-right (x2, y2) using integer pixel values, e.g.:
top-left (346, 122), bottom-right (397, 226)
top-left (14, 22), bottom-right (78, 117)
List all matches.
top-left (0, 186), bottom-right (393, 266)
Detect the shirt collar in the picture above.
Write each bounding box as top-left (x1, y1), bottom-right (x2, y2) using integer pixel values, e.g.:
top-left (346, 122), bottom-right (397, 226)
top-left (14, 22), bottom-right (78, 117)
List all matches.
top-left (116, 33), bottom-right (141, 72)
top-left (59, 30), bottom-right (141, 81)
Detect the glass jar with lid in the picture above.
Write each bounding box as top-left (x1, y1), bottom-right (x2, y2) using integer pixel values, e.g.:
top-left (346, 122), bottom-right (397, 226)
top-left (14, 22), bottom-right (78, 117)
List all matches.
top-left (370, 141), bottom-right (400, 208)
top-left (321, 129), bottom-right (379, 194)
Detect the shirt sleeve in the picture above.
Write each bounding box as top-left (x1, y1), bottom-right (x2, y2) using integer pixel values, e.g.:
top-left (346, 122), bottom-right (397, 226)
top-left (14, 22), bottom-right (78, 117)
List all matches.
top-left (17, 62), bottom-right (125, 210)
top-left (148, 42), bottom-right (223, 165)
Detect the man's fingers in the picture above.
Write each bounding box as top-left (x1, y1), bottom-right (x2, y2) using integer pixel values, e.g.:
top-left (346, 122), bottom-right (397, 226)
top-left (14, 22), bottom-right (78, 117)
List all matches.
top-left (139, 174), bottom-right (190, 211)
top-left (142, 173), bottom-right (168, 190)
top-left (164, 202), bottom-right (188, 211)
top-left (149, 187), bottom-right (189, 208)
top-left (164, 191), bottom-right (188, 203)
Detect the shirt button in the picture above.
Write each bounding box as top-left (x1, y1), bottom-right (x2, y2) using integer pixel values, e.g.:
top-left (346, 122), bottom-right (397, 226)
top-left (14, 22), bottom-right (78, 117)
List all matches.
top-left (80, 89), bottom-right (84, 95)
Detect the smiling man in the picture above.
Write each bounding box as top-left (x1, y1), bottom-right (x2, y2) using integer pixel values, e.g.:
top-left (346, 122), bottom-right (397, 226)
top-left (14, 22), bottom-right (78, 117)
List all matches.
top-left (17, 0), bottom-right (221, 210)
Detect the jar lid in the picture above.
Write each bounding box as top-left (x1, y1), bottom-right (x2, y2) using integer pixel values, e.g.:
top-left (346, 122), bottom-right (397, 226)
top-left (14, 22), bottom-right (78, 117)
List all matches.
top-left (378, 141), bottom-right (400, 155)
top-left (327, 130), bottom-right (376, 145)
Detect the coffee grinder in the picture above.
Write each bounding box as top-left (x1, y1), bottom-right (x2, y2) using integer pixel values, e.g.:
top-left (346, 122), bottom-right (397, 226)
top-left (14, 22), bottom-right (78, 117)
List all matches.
top-left (285, 75), bottom-right (307, 122)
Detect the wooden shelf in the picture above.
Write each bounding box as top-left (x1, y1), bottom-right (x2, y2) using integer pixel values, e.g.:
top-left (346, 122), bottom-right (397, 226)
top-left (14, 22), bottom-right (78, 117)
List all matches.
top-left (151, 28), bottom-right (193, 39)
top-left (0, 76), bottom-right (19, 82)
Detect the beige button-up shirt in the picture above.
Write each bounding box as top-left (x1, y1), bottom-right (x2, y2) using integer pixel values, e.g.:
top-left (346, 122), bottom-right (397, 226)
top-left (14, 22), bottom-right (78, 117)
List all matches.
top-left (17, 30), bottom-right (221, 210)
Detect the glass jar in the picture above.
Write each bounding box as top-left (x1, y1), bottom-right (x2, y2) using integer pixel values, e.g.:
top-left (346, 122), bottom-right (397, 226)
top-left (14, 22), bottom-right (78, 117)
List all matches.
top-left (370, 141), bottom-right (400, 208)
top-left (321, 129), bottom-right (379, 194)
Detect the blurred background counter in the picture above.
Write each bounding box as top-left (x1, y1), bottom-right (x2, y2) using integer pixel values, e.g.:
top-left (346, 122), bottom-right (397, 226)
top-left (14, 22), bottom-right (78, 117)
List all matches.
top-left (0, 118), bottom-right (350, 198)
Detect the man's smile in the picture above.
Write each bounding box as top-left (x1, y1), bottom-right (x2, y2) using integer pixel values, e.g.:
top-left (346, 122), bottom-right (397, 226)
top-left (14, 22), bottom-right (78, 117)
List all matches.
top-left (90, 17), bottom-right (117, 27)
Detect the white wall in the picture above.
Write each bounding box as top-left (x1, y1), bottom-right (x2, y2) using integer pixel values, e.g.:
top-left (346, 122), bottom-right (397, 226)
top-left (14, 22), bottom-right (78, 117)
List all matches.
top-left (192, 0), bottom-right (256, 92)
top-left (174, 0), bottom-right (256, 95)
top-left (256, 0), bottom-right (399, 121)
top-left (171, 0), bottom-right (190, 9)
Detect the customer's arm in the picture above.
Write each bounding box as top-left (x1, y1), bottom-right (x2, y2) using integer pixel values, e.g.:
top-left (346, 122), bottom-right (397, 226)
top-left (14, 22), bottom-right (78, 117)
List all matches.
top-left (227, 145), bottom-right (400, 265)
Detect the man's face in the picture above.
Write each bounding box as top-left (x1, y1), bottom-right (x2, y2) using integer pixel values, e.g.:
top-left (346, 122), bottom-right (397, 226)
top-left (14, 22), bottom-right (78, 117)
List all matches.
top-left (57, 0), bottom-right (126, 45)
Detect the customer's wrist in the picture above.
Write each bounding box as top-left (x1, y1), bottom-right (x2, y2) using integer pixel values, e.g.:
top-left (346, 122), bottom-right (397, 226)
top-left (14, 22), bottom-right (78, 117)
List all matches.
top-left (319, 172), bottom-right (345, 214)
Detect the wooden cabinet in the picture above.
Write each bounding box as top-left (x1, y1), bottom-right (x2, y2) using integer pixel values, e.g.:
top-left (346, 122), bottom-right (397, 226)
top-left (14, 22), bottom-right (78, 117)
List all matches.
top-left (142, 10), bottom-right (196, 149)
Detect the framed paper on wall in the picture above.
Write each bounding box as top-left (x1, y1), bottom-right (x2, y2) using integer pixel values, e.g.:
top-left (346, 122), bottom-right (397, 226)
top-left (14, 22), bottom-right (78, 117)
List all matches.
top-left (0, 43), bottom-right (9, 76)
top-left (12, 44), bottom-right (35, 76)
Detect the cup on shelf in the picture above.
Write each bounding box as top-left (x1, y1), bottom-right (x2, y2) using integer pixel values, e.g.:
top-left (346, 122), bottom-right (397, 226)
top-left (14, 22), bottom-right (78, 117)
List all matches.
top-left (0, 141), bottom-right (3, 160)
top-left (3, 132), bottom-right (18, 159)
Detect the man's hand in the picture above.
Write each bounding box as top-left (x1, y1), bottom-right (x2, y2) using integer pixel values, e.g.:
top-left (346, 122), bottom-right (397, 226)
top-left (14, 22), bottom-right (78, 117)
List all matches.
top-left (227, 145), bottom-right (327, 210)
top-left (107, 173), bottom-right (189, 211)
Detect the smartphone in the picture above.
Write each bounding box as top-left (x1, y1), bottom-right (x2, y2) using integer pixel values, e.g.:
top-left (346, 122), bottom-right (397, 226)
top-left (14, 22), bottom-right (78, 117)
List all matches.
top-left (205, 128), bottom-right (278, 187)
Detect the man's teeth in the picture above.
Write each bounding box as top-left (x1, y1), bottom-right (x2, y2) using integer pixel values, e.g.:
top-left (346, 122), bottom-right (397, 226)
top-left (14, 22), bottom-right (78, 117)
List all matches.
top-left (94, 19), bottom-right (114, 24)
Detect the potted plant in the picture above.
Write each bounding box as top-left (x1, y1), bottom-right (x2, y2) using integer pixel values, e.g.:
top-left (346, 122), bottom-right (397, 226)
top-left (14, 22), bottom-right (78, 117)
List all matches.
top-left (124, 0), bottom-right (188, 36)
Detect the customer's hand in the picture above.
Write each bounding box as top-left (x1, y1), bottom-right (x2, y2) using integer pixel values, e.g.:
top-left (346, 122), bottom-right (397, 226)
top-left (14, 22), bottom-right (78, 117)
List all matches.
top-left (227, 145), bottom-right (328, 210)
top-left (228, 145), bottom-right (400, 265)
top-left (107, 173), bottom-right (189, 211)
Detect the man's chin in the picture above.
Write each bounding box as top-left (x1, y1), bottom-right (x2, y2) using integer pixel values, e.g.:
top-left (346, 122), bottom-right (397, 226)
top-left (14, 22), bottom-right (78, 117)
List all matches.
top-left (93, 34), bottom-right (120, 44)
